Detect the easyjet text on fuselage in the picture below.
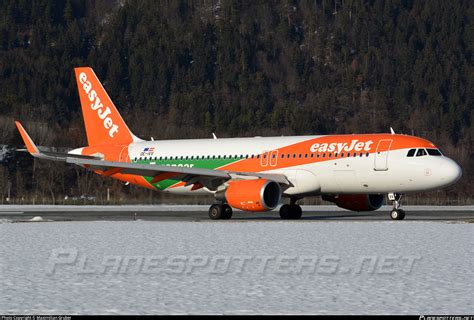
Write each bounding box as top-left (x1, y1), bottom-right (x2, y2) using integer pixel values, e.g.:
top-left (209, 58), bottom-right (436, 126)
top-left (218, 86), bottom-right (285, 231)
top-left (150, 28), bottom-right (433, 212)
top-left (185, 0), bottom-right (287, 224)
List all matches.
top-left (310, 140), bottom-right (374, 153)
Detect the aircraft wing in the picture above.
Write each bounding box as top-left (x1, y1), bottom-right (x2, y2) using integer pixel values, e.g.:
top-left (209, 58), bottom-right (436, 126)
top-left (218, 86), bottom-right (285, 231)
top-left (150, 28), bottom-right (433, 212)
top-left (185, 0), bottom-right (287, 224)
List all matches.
top-left (15, 121), bottom-right (290, 188)
top-left (65, 157), bottom-right (290, 185)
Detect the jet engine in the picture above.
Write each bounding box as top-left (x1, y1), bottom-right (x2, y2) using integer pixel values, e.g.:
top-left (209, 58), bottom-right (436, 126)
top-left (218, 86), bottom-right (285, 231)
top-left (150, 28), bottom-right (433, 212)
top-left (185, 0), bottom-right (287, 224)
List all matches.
top-left (216, 179), bottom-right (281, 212)
top-left (322, 194), bottom-right (384, 211)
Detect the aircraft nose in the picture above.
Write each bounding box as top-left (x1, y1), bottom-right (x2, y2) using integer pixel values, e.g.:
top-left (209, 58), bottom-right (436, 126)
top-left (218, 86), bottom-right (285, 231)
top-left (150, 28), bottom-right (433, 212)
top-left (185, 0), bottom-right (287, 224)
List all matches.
top-left (440, 158), bottom-right (462, 186)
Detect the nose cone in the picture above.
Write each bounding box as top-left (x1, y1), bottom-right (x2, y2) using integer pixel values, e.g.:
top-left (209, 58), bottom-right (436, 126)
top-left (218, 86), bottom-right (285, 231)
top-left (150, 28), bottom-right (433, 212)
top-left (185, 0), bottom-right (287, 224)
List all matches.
top-left (440, 158), bottom-right (462, 186)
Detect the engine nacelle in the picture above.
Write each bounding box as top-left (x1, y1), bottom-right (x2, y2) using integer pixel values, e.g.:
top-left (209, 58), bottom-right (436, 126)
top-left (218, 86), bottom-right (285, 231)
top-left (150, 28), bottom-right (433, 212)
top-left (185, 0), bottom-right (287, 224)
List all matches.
top-left (322, 194), bottom-right (384, 211)
top-left (216, 179), bottom-right (282, 212)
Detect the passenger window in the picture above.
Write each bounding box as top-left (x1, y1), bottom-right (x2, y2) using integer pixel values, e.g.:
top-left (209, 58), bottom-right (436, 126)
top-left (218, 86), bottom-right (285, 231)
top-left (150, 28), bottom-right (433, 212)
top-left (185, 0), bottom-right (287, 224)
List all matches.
top-left (407, 149), bottom-right (416, 157)
top-left (427, 149), bottom-right (442, 156)
top-left (341, 153), bottom-right (344, 157)
top-left (416, 149), bottom-right (427, 157)
top-left (366, 152), bottom-right (369, 157)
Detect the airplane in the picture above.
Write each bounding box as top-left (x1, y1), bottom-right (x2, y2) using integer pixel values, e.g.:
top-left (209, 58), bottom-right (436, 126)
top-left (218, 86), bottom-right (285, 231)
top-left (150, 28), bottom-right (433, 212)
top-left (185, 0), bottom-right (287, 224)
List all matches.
top-left (15, 67), bottom-right (462, 220)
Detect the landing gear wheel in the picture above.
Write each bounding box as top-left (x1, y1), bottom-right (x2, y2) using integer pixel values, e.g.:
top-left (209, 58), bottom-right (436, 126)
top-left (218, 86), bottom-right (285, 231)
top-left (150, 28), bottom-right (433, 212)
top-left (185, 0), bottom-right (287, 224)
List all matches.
top-left (390, 209), bottom-right (405, 220)
top-left (279, 204), bottom-right (292, 219)
top-left (279, 204), bottom-right (302, 220)
top-left (388, 193), bottom-right (405, 220)
top-left (397, 209), bottom-right (405, 220)
top-left (209, 204), bottom-right (233, 220)
top-left (222, 204), bottom-right (233, 219)
top-left (209, 204), bottom-right (222, 220)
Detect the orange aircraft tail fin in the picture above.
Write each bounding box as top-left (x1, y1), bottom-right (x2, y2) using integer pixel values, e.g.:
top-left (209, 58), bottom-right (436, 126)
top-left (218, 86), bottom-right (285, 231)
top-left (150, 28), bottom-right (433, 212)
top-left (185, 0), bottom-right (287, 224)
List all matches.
top-left (74, 67), bottom-right (141, 146)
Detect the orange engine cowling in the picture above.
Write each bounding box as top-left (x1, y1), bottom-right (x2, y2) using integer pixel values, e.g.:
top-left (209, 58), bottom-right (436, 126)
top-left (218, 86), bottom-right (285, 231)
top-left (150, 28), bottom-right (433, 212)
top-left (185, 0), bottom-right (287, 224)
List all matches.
top-left (216, 179), bottom-right (282, 212)
top-left (322, 194), bottom-right (384, 211)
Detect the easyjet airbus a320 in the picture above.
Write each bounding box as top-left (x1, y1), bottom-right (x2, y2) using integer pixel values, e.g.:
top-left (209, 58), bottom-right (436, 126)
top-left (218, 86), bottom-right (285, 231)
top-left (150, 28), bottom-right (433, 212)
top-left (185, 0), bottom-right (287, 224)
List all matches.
top-left (15, 67), bottom-right (462, 220)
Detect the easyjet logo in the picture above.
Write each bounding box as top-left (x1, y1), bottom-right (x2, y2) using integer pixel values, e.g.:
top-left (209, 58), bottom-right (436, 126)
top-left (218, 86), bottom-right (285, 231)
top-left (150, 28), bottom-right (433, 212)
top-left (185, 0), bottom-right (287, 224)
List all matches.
top-left (310, 140), bottom-right (374, 153)
top-left (79, 72), bottom-right (119, 138)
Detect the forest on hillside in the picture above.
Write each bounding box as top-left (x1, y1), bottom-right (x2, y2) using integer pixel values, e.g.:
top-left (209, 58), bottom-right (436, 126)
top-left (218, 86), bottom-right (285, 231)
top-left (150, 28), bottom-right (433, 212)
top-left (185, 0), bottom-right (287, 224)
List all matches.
top-left (0, 0), bottom-right (472, 204)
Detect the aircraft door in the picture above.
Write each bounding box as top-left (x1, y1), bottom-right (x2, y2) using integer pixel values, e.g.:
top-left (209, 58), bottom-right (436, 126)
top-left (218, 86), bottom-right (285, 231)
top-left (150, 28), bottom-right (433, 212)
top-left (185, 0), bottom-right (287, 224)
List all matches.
top-left (374, 139), bottom-right (392, 171)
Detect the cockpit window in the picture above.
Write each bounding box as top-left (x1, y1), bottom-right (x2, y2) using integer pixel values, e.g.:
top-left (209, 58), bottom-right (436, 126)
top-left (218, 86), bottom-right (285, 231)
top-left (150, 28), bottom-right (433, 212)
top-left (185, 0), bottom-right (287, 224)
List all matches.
top-left (427, 148), bottom-right (442, 156)
top-left (407, 149), bottom-right (416, 157)
top-left (416, 149), bottom-right (427, 157)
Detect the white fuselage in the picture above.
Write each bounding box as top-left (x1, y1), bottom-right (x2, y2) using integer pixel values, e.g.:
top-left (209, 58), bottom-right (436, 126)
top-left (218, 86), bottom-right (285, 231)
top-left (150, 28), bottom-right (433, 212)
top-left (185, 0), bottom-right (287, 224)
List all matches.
top-left (122, 134), bottom-right (462, 197)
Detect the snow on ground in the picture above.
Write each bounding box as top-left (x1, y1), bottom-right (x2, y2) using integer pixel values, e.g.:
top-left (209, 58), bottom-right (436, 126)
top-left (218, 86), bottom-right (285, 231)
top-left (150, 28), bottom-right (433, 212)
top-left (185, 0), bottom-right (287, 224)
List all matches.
top-left (0, 221), bottom-right (472, 314)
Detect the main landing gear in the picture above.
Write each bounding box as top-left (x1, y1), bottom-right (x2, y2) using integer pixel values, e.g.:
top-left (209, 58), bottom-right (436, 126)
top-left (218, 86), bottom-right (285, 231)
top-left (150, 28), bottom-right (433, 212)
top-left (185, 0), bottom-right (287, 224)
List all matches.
top-left (208, 203), bottom-right (233, 220)
top-left (388, 193), bottom-right (405, 220)
top-left (279, 198), bottom-right (303, 220)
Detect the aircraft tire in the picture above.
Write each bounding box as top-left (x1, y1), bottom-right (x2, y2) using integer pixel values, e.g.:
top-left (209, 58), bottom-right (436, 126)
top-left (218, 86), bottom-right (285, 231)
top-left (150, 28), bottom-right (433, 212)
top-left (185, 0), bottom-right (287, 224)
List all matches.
top-left (209, 204), bottom-right (224, 220)
top-left (280, 204), bottom-right (302, 219)
top-left (222, 204), bottom-right (233, 219)
top-left (390, 209), bottom-right (405, 220)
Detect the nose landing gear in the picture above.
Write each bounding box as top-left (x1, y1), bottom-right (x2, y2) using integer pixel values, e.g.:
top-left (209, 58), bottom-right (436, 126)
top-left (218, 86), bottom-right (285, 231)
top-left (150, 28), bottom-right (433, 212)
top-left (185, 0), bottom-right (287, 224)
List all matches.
top-left (388, 193), bottom-right (405, 220)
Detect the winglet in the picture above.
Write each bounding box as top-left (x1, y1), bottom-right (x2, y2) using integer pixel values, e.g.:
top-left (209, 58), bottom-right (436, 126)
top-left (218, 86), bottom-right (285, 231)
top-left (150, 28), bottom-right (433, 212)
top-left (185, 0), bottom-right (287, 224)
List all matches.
top-left (15, 121), bottom-right (40, 155)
